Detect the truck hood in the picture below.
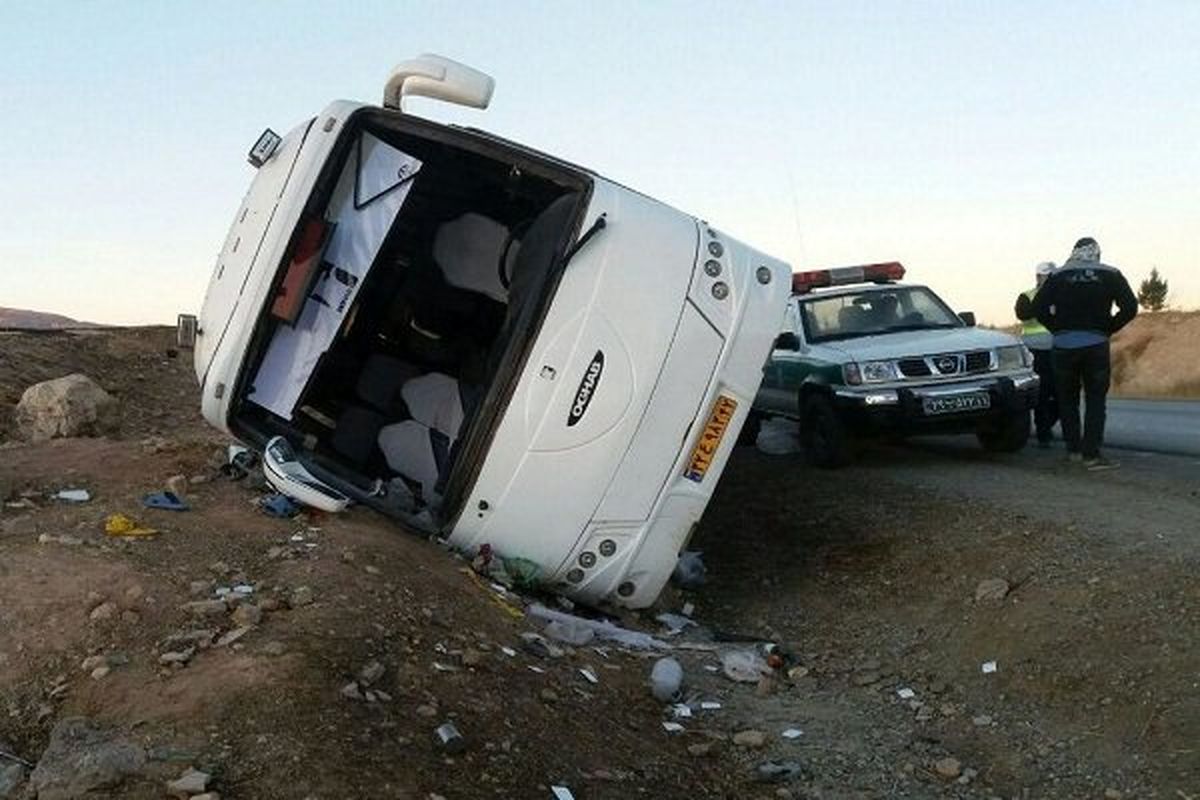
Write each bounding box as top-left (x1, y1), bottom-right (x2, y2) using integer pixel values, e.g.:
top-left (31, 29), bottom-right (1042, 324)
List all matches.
top-left (823, 326), bottom-right (1020, 362)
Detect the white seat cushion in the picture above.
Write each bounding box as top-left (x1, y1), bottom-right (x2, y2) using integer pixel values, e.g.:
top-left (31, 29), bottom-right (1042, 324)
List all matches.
top-left (400, 372), bottom-right (465, 442)
top-left (432, 213), bottom-right (519, 304)
top-left (377, 420), bottom-right (441, 501)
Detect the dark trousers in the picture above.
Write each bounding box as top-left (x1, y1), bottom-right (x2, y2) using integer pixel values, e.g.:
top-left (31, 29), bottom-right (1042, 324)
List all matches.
top-left (1052, 342), bottom-right (1111, 458)
top-left (1030, 348), bottom-right (1058, 442)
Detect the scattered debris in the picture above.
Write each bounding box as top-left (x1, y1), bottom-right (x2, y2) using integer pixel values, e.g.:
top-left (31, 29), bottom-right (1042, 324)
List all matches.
top-left (655, 612), bottom-right (696, 635)
top-left (981, 660), bottom-right (998, 674)
top-left (53, 488), bottom-right (90, 503)
top-left (550, 786), bottom-right (576, 800)
top-left (721, 649), bottom-right (769, 683)
top-left (896, 687), bottom-right (916, 700)
top-left (781, 728), bottom-right (804, 739)
top-left (661, 722), bottom-right (685, 734)
top-left (578, 666), bottom-right (599, 684)
top-left (104, 514), bottom-right (158, 538)
top-left (435, 722), bottom-right (466, 754)
top-left (672, 550), bottom-right (707, 588)
top-left (142, 491), bottom-right (189, 512)
top-left (649, 657), bottom-right (684, 702)
top-left (38, 533), bottom-right (84, 546)
top-left (527, 605), bottom-right (668, 650)
top-left (259, 493), bottom-right (300, 518)
top-left (520, 632), bottom-right (565, 659)
top-left (544, 618), bottom-right (595, 646)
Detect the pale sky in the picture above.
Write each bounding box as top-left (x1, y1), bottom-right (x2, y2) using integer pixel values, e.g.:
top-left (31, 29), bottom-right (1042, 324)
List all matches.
top-left (1, 1), bottom-right (1197, 326)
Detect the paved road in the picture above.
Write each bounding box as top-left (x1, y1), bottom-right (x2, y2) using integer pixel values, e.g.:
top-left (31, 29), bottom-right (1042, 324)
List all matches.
top-left (1102, 398), bottom-right (1200, 456)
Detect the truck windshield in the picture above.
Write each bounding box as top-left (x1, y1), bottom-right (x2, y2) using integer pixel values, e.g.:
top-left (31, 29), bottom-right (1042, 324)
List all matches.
top-left (799, 286), bottom-right (961, 343)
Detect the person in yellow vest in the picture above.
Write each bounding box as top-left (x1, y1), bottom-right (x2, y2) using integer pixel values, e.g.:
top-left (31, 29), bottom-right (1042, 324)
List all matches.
top-left (1014, 262), bottom-right (1058, 447)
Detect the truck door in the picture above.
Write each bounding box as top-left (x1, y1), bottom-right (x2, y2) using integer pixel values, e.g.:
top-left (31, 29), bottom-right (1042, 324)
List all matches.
top-left (757, 298), bottom-right (803, 414)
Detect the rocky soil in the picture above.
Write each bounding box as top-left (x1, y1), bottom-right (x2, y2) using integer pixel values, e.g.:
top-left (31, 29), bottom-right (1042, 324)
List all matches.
top-left (1, 327), bottom-right (1197, 799)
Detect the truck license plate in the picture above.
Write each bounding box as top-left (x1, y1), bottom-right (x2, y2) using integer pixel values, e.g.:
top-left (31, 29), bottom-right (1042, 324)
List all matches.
top-left (684, 395), bottom-right (738, 482)
top-left (922, 392), bottom-right (991, 415)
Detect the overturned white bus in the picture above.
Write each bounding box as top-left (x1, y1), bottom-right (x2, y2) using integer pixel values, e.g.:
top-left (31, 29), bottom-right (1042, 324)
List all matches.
top-left (194, 55), bottom-right (790, 608)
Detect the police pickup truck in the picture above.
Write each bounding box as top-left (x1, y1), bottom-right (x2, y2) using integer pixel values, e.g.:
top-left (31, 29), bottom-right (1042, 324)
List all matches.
top-left (752, 263), bottom-right (1038, 466)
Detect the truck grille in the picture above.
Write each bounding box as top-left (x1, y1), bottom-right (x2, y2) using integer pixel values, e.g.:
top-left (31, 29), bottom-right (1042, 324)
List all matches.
top-left (964, 350), bottom-right (993, 372)
top-left (895, 350), bottom-right (994, 379)
top-left (897, 358), bottom-right (931, 377)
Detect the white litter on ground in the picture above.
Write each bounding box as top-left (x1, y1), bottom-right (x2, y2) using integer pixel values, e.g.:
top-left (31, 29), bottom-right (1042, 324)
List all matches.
top-left (981, 660), bottom-right (998, 674)
top-left (897, 687), bottom-right (916, 699)
top-left (782, 728), bottom-right (804, 739)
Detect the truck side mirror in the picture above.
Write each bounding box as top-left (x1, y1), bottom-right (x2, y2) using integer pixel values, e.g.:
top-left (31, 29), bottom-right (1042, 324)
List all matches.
top-left (958, 311), bottom-right (976, 327)
top-left (774, 332), bottom-right (800, 351)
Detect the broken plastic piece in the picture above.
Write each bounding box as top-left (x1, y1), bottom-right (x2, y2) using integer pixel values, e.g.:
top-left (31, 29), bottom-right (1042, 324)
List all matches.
top-left (578, 667), bottom-right (599, 684)
top-left (142, 491), bottom-right (189, 511)
top-left (721, 649), bottom-right (769, 683)
top-left (260, 494), bottom-right (301, 518)
top-left (104, 513), bottom-right (158, 538)
top-left (54, 489), bottom-right (90, 503)
top-left (655, 612), bottom-right (697, 635)
top-left (550, 787), bottom-right (575, 800)
top-left (897, 687), bottom-right (916, 699)
top-left (661, 721), bottom-right (685, 733)
top-left (781, 728), bottom-right (804, 739)
top-left (981, 660), bottom-right (998, 674)
top-left (527, 604), bottom-right (669, 650)
top-left (650, 657), bottom-right (684, 702)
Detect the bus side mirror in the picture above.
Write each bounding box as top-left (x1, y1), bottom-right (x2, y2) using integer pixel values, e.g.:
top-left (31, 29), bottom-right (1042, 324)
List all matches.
top-left (775, 332), bottom-right (800, 351)
top-left (959, 311), bottom-right (977, 326)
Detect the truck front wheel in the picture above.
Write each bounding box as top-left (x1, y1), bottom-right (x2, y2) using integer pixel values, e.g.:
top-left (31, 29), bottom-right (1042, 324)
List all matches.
top-left (801, 395), bottom-right (853, 468)
top-left (977, 410), bottom-right (1031, 453)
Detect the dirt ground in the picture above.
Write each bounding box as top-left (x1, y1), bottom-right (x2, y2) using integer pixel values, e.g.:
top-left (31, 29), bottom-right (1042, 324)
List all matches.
top-left (1, 328), bottom-right (1198, 799)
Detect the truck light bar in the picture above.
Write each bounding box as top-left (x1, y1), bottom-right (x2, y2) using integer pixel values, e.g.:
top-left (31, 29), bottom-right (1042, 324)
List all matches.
top-left (792, 262), bottom-right (905, 294)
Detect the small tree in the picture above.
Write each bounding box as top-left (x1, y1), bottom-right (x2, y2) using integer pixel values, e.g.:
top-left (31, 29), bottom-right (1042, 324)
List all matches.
top-left (1137, 268), bottom-right (1169, 311)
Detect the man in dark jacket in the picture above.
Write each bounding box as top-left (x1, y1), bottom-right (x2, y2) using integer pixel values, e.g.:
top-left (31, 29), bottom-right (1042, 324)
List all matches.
top-left (1032, 237), bottom-right (1138, 470)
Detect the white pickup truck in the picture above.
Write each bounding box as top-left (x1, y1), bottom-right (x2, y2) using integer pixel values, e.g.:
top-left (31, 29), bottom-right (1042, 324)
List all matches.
top-left (193, 56), bottom-right (790, 608)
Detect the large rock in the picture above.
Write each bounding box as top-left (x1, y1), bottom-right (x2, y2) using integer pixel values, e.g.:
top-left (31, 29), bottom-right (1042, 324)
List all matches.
top-left (14, 374), bottom-right (118, 441)
top-left (28, 717), bottom-right (146, 800)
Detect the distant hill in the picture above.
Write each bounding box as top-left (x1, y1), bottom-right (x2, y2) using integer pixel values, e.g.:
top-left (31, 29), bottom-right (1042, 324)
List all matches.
top-left (1111, 310), bottom-right (1200, 398)
top-left (0, 306), bottom-right (102, 330)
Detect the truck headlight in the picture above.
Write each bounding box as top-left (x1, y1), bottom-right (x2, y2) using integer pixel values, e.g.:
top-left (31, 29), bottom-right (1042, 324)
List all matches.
top-left (997, 345), bottom-right (1028, 370)
top-left (860, 361), bottom-right (898, 383)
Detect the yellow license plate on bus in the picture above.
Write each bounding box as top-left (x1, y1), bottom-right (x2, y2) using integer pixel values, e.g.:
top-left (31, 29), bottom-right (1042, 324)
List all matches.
top-left (684, 395), bottom-right (738, 483)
